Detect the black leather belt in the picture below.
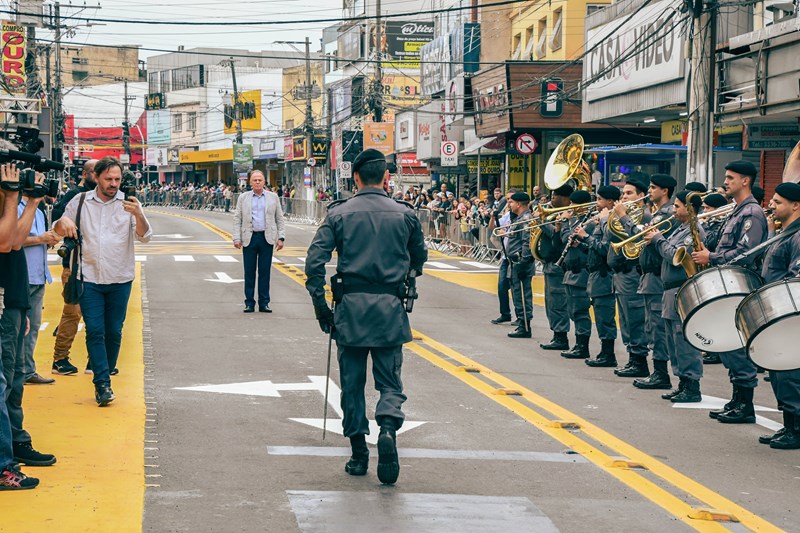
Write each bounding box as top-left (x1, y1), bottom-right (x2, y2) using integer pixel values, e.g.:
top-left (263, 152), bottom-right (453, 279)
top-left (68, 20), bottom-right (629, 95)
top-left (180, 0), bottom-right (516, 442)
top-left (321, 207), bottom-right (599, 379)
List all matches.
top-left (342, 282), bottom-right (403, 298)
top-left (253, 230), bottom-right (265, 234)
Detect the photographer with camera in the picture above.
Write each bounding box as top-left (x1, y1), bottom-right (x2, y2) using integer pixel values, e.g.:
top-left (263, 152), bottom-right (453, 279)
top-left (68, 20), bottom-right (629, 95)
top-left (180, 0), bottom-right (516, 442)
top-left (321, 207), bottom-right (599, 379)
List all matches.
top-left (54, 156), bottom-right (152, 406)
top-left (50, 159), bottom-right (97, 376)
top-left (0, 162), bottom-right (57, 488)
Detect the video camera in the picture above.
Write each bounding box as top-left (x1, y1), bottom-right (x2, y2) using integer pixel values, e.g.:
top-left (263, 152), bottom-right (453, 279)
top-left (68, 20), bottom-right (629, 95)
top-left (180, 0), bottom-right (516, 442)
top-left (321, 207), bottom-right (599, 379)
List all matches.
top-left (1, 165), bottom-right (61, 197)
top-left (0, 127), bottom-right (65, 197)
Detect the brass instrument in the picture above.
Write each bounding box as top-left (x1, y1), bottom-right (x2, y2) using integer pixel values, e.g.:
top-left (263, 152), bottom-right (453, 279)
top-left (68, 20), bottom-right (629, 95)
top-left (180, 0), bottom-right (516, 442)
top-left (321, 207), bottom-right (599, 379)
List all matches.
top-left (607, 194), bottom-right (651, 240)
top-left (544, 134), bottom-right (592, 192)
top-left (538, 202), bottom-right (596, 219)
top-left (784, 140), bottom-right (800, 184)
top-left (673, 192), bottom-right (706, 277)
top-left (701, 202), bottom-right (735, 222)
top-left (610, 217), bottom-right (675, 260)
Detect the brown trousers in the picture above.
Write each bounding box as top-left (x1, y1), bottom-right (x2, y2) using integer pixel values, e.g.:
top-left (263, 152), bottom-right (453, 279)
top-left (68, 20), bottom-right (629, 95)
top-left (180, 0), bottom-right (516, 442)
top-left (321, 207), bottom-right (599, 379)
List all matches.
top-left (53, 267), bottom-right (83, 360)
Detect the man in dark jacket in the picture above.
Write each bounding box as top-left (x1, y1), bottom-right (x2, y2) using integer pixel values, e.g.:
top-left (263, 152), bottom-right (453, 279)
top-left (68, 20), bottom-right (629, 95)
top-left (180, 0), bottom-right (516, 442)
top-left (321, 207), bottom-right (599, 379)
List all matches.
top-left (305, 149), bottom-right (427, 485)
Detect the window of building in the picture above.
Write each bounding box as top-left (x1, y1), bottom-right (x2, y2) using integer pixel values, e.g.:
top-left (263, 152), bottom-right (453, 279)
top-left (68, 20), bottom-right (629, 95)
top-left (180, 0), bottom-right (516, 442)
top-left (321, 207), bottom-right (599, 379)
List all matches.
top-left (72, 71), bottom-right (89, 83)
top-left (71, 57), bottom-right (88, 65)
top-left (173, 113), bottom-right (182, 133)
top-left (523, 26), bottom-right (535, 60)
top-left (160, 70), bottom-right (171, 93)
top-left (586, 4), bottom-right (606, 16)
top-left (285, 119), bottom-right (295, 130)
top-left (511, 33), bottom-right (522, 60)
top-left (536, 18), bottom-right (547, 58)
top-left (187, 112), bottom-right (197, 132)
top-left (148, 71), bottom-right (160, 94)
top-left (549, 9), bottom-right (563, 51)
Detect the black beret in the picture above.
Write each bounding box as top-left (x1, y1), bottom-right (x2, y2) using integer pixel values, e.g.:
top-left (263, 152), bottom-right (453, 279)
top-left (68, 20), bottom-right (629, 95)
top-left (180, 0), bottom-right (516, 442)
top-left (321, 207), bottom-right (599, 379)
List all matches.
top-left (752, 185), bottom-right (765, 204)
top-left (626, 178), bottom-right (648, 194)
top-left (676, 190), bottom-right (703, 210)
top-left (725, 159), bottom-right (757, 178)
top-left (597, 185), bottom-right (621, 201)
top-left (684, 181), bottom-right (707, 193)
top-left (570, 190), bottom-right (592, 205)
top-left (510, 191), bottom-right (530, 203)
top-left (650, 174), bottom-right (677, 189)
top-left (775, 182), bottom-right (800, 202)
top-left (703, 193), bottom-right (728, 209)
top-left (352, 149), bottom-right (387, 173)
top-left (552, 184), bottom-right (574, 198)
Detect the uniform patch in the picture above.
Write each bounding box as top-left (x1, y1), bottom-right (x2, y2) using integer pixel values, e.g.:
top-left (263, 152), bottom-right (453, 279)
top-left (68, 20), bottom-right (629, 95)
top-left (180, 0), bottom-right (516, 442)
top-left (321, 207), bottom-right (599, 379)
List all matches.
top-left (684, 236), bottom-right (693, 246)
top-left (744, 219), bottom-right (752, 231)
top-left (653, 215), bottom-right (663, 224)
top-left (741, 234), bottom-right (750, 245)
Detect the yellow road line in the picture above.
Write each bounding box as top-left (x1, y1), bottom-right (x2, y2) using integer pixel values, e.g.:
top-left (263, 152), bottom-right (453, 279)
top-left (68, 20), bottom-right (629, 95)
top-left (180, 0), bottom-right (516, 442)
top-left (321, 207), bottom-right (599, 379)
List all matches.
top-left (163, 212), bottom-right (785, 533)
top-left (4, 265), bottom-right (145, 533)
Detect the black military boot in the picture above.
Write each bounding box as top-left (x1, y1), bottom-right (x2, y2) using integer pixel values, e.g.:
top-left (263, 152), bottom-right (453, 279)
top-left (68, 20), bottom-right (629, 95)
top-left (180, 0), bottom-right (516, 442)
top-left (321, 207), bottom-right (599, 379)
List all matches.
top-left (376, 427), bottom-right (399, 485)
top-left (717, 386), bottom-right (756, 424)
top-left (561, 335), bottom-right (590, 359)
top-left (702, 352), bottom-right (722, 364)
top-left (585, 339), bottom-right (617, 367)
top-left (508, 323), bottom-right (532, 338)
top-left (709, 386), bottom-right (738, 419)
top-left (615, 355), bottom-right (650, 378)
top-left (491, 315), bottom-right (512, 324)
top-left (770, 412), bottom-right (800, 450)
top-left (633, 360), bottom-right (672, 390)
top-left (509, 318), bottom-right (523, 328)
top-left (661, 377), bottom-right (686, 400)
top-left (760, 410), bottom-right (789, 445)
top-left (539, 332), bottom-right (569, 351)
top-left (670, 378), bottom-right (702, 403)
top-left (344, 434), bottom-right (369, 476)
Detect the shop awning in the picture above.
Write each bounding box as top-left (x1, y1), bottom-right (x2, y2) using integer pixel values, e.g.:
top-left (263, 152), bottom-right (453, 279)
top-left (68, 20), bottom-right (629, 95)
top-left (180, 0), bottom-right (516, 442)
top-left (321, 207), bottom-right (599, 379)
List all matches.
top-left (586, 143), bottom-right (737, 159)
top-left (462, 137), bottom-right (504, 156)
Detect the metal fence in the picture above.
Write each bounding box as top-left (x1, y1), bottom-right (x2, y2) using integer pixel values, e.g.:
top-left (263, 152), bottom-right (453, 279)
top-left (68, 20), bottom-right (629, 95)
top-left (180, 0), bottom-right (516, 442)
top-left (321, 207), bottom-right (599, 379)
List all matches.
top-left (137, 190), bottom-right (237, 212)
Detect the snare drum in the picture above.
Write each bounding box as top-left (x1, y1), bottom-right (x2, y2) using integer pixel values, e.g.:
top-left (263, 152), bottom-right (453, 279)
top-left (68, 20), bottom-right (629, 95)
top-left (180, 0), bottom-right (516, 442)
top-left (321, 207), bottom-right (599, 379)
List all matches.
top-left (736, 278), bottom-right (800, 371)
top-left (676, 265), bottom-right (763, 352)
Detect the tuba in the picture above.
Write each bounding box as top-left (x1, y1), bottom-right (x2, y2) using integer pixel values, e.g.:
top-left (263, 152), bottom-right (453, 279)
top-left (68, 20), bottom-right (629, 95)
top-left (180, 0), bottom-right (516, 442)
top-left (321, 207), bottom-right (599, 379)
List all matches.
top-left (544, 134), bottom-right (592, 192)
top-left (784, 140), bottom-right (800, 184)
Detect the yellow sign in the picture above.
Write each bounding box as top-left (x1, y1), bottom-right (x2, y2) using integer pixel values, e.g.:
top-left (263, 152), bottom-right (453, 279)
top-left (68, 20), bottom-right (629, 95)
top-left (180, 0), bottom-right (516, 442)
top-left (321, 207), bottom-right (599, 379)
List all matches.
top-left (507, 154), bottom-right (536, 190)
top-left (223, 89), bottom-right (262, 135)
top-left (179, 148), bottom-right (233, 163)
top-left (363, 122), bottom-right (395, 154)
top-left (466, 158), bottom-right (503, 174)
top-left (661, 120), bottom-right (688, 143)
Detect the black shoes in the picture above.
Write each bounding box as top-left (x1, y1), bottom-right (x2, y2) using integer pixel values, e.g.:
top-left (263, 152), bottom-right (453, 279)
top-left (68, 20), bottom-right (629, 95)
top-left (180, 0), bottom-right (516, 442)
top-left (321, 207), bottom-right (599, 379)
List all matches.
top-left (615, 356), bottom-right (650, 378)
top-left (259, 305), bottom-right (272, 313)
top-left (709, 387), bottom-right (738, 419)
top-left (0, 464), bottom-right (39, 491)
top-left (585, 339), bottom-right (617, 367)
top-left (670, 378), bottom-right (702, 403)
top-left (702, 352), bottom-right (722, 364)
top-left (662, 378), bottom-right (685, 400)
top-left (95, 384), bottom-right (115, 407)
top-left (491, 315), bottom-right (512, 324)
top-left (52, 357), bottom-right (78, 375)
top-left (770, 412), bottom-right (800, 450)
top-left (377, 428), bottom-right (399, 485)
top-left (561, 335), bottom-right (590, 359)
top-left (345, 435), bottom-right (369, 476)
top-left (540, 332), bottom-right (569, 351)
top-left (633, 361), bottom-right (672, 390)
top-left (12, 441), bottom-right (56, 466)
top-left (507, 324), bottom-right (532, 338)
top-left (717, 386), bottom-right (756, 424)
top-left (243, 306), bottom-right (255, 313)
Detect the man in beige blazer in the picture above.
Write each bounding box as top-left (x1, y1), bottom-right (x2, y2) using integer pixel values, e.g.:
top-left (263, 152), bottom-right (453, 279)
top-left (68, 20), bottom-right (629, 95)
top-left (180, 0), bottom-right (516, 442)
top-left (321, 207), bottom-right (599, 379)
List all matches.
top-left (233, 171), bottom-right (286, 312)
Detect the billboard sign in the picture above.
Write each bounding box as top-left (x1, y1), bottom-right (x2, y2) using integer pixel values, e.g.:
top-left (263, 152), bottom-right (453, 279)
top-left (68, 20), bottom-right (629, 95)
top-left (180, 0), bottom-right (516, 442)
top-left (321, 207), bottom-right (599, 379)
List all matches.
top-left (1, 21), bottom-right (26, 93)
top-left (375, 20), bottom-right (434, 68)
top-left (420, 35), bottom-right (450, 96)
top-left (224, 89), bottom-right (262, 134)
top-left (147, 110), bottom-right (171, 146)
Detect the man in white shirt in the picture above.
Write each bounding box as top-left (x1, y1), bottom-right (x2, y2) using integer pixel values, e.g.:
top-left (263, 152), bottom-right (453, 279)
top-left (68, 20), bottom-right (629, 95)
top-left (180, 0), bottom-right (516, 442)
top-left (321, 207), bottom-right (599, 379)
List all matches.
top-left (54, 156), bottom-right (152, 406)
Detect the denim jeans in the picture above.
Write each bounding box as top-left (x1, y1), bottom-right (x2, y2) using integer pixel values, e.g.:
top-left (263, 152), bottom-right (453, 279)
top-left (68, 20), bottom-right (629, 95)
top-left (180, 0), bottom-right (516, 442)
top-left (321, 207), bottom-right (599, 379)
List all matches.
top-left (0, 309), bottom-right (16, 468)
top-left (79, 281), bottom-right (132, 387)
top-left (23, 284), bottom-right (45, 379)
top-left (0, 308), bottom-right (31, 443)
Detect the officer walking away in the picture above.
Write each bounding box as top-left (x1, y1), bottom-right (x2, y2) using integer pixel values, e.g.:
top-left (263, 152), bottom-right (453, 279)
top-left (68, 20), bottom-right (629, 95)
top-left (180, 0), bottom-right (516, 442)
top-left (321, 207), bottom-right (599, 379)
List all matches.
top-left (304, 149), bottom-right (427, 485)
top-left (505, 192), bottom-right (535, 339)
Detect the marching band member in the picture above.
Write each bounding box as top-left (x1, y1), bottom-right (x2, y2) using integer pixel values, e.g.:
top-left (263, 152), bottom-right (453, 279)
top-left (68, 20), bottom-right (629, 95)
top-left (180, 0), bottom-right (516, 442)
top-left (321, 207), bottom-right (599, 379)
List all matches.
top-left (538, 185), bottom-right (574, 351)
top-left (611, 180), bottom-right (651, 377)
top-left (692, 160), bottom-right (768, 424)
top-left (505, 192), bottom-right (535, 339)
top-left (643, 191), bottom-right (705, 403)
top-left (576, 185), bottom-right (620, 367)
top-left (699, 192), bottom-right (729, 365)
top-left (757, 182), bottom-right (800, 449)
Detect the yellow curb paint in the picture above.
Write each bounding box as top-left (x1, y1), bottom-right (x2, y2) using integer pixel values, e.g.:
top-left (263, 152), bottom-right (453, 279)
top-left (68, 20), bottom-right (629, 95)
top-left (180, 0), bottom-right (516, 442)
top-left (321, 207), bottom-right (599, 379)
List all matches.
top-left (2, 264), bottom-right (145, 532)
top-left (170, 213), bottom-right (784, 533)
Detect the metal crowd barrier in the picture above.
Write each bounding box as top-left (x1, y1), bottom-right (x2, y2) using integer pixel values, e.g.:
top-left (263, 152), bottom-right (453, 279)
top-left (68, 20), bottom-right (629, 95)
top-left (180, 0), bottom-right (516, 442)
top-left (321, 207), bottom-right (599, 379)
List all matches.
top-left (281, 198), bottom-right (329, 225)
top-left (137, 190), bottom-right (238, 212)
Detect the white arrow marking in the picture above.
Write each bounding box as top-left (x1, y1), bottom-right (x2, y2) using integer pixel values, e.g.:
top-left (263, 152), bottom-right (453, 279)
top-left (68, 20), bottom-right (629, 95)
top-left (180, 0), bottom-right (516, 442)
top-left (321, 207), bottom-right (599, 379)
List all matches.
top-left (672, 394), bottom-right (782, 431)
top-left (204, 272), bottom-right (244, 284)
top-left (289, 419), bottom-right (426, 445)
top-left (154, 233), bottom-right (192, 239)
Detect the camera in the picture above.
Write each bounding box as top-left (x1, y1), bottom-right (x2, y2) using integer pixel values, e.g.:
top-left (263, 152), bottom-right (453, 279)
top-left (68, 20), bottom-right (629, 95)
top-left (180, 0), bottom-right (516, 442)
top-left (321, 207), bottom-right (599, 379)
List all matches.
top-left (121, 170), bottom-right (137, 198)
top-left (57, 234), bottom-right (81, 259)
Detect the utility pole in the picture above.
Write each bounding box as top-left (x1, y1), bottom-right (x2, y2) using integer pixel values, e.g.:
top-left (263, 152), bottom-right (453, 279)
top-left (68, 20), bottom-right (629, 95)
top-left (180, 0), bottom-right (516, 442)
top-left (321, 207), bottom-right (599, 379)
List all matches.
top-left (52, 2), bottom-right (64, 167)
top-left (225, 57), bottom-right (244, 144)
top-left (685, 0), bottom-right (716, 188)
top-left (373, 0), bottom-right (383, 123)
top-left (121, 78), bottom-right (134, 167)
top-left (304, 36), bottom-right (313, 171)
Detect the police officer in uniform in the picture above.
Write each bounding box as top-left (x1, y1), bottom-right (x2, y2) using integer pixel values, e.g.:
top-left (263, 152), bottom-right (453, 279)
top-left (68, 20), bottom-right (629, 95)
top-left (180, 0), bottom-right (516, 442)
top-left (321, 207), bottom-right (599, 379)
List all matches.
top-left (538, 185), bottom-right (573, 350)
top-left (644, 190), bottom-right (705, 402)
top-left (699, 192), bottom-right (729, 365)
top-left (692, 160), bottom-right (768, 424)
top-left (757, 182), bottom-right (800, 449)
top-left (505, 192), bottom-right (535, 338)
top-left (575, 185), bottom-right (619, 367)
top-left (611, 180), bottom-right (651, 377)
top-left (305, 149), bottom-right (427, 484)
top-left (632, 174), bottom-right (676, 391)
top-left (560, 190), bottom-right (594, 359)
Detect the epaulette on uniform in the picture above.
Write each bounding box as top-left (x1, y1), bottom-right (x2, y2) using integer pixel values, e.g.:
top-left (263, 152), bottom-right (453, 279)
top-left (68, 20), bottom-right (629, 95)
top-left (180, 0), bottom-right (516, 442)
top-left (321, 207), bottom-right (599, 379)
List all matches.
top-left (394, 199), bottom-right (414, 210)
top-left (327, 198), bottom-right (349, 211)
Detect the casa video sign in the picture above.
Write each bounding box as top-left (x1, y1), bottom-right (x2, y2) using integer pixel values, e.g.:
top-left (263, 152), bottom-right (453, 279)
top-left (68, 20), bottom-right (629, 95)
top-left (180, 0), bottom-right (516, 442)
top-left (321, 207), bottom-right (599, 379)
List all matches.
top-left (584, 0), bottom-right (685, 102)
top-left (1, 21), bottom-right (26, 94)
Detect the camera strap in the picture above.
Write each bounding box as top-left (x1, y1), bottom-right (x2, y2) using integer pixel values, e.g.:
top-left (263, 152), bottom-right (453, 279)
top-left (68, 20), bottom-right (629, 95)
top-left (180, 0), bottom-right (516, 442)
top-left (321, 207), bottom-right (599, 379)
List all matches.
top-left (73, 193), bottom-right (86, 285)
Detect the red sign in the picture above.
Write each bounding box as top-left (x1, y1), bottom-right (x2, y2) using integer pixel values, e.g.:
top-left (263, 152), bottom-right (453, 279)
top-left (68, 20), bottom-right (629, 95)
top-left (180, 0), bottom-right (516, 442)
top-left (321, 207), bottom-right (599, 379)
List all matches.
top-left (2, 21), bottom-right (26, 92)
top-left (399, 153), bottom-right (423, 167)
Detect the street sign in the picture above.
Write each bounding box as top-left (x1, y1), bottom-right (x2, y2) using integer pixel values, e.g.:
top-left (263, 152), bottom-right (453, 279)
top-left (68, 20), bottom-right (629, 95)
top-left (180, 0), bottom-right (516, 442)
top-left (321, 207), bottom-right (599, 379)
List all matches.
top-left (441, 140), bottom-right (458, 167)
top-left (119, 154), bottom-right (131, 164)
top-left (339, 161), bottom-right (352, 179)
top-left (515, 133), bottom-right (537, 155)
top-left (307, 157), bottom-right (317, 167)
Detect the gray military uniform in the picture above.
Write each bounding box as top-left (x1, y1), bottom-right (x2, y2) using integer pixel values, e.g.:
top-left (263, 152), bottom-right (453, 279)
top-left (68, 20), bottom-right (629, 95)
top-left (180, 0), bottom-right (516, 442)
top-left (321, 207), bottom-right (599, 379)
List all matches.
top-left (613, 208), bottom-right (650, 359)
top-left (581, 214), bottom-right (617, 341)
top-left (650, 222), bottom-right (705, 381)
top-left (710, 195), bottom-right (768, 389)
top-left (760, 218), bottom-right (800, 415)
top-left (506, 210), bottom-right (534, 324)
top-left (305, 188), bottom-right (427, 437)
top-left (540, 223), bottom-right (570, 334)
top-left (560, 215), bottom-right (592, 337)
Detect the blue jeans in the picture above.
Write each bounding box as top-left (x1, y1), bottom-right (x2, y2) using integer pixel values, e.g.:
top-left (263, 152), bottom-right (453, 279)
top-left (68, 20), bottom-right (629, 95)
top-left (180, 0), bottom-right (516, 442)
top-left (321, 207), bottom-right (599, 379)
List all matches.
top-left (23, 284), bottom-right (45, 380)
top-left (80, 281), bottom-right (132, 387)
top-left (0, 308), bottom-right (30, 444)
top-left (0, 309), bottom-right (18, 468)
top-left (497, 258), bottom-right (511, 318)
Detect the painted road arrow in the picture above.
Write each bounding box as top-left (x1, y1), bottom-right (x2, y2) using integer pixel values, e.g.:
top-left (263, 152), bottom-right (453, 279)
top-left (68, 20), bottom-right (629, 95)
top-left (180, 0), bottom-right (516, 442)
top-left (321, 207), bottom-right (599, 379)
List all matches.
top-left (204, 272), bottom-right (243, 284)
top-left (175, 376), bottom-right (427, 444)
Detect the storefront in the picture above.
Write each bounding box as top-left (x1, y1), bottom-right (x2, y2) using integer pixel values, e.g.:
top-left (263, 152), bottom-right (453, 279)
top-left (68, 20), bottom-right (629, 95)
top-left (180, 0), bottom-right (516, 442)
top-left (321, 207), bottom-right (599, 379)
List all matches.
top-left (179, 147), bottom-right (234, 184)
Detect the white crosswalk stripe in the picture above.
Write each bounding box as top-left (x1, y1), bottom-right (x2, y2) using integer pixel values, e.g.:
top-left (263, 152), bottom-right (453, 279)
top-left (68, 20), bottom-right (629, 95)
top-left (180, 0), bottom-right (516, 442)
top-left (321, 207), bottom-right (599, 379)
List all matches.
top-left (214, 255), bottom-right (238, 263)
top-left (426, 261), bottom-right (458, 269)
top-left (136, 255), bottom-right (148, 262)
top-left (174, 255), bottom-right (195, 262)
top-left (460, 261), bottom-right (498, 270)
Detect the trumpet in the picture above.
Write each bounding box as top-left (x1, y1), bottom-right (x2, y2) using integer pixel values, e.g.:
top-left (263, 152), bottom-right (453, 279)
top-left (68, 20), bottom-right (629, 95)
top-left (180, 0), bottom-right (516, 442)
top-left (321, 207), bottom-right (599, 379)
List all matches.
top-left (611, 217), bottom-right (675, 259)
top-left (538, 201), bottom-right (597, 219)
top-left (492, 213), bottom-right (561, 237)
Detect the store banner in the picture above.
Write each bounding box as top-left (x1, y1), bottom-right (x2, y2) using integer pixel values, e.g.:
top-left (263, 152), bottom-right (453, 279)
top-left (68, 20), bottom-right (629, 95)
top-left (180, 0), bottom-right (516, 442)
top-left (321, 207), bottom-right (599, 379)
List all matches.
top-left (421, 35), bottom-right (451, 96)
top-left (375, 20), bottom-right (434, 68)
top-left (1, 21), bottom-right (25, 94)
top-left (147, 110), bottom-right (171, 146)
top-left (363, 122), bottom-right (394, 154)
top-left (233, 144), bottom-right (254, 176)
top-left (224, 89), bottom-right (262, 134)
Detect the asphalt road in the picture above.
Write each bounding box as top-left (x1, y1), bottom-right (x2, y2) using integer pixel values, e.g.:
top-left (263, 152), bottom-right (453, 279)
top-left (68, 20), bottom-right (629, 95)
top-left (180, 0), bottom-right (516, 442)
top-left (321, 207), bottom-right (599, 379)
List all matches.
top-left (140, 207), bottom-right (798, 533)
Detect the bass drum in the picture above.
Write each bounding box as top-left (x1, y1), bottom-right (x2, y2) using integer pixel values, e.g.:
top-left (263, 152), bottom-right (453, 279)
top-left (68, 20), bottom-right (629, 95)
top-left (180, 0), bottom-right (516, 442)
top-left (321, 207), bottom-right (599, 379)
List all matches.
top-left (676, 265), bottom-right (762, 352)
top-left (736, 278), bottom-right (800, 371)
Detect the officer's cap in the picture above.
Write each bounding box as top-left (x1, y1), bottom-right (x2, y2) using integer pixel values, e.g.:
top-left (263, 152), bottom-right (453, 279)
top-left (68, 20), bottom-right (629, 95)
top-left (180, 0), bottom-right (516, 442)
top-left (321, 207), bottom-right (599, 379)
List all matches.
top-left (650, 174), bottom-right (677, 190)
top-left (775, 182), bottom-right (800, 202)
top-left (570, 190), bottom-right (592, 205)
top-left (626, 178), bottom-right (649, 194)
top-left (684, 181), bottom-right (707, 193)
top-left (676, 190), bottom-right (702, 210)
top-left (725, 160), bottom-right (757, 178)
top-left (552, 184), bottom-right (574, 198)
top-left (510, 191), bottom-right (530, 203)
top-left (752, 185), bottom-right (765, 204)
top-left (703, 193), bottom-right (728, 209)
top-left (352, 149), bottom-right (387, 174)
top-left (597, 185), bottom-right (621, 201)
